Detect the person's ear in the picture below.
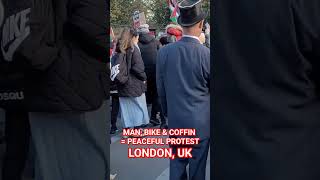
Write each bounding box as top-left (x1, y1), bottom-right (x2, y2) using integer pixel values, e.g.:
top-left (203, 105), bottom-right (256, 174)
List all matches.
top-left (199, 20), bottom-right (204, 29)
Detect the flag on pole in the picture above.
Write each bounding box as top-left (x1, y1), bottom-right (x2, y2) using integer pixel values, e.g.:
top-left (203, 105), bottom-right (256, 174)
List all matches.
top-left (167, 0), bottom-right (179, 23)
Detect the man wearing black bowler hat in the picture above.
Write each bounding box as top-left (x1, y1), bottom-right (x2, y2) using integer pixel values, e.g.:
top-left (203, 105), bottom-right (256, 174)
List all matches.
top-left (156, 0), bottom-right (210, 179)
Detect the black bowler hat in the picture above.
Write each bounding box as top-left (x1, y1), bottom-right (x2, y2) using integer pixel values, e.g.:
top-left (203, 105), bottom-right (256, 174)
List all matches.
top-left (177, 0), bottom-right (206, 27)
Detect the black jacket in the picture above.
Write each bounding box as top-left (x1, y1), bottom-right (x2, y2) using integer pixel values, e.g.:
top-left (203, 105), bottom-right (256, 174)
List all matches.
top-left (117, 46), bottom-right (147, 97)
top-left (138, 33), bottom-right (159, 75)
top-left (214, 1), bottom-right (320, 180)
top-left (138, 33), bottom-right (160, 103)
top-left (14, 0), bottom-right (108, 112)
top-left (0, 0), bottom-right (33, 110)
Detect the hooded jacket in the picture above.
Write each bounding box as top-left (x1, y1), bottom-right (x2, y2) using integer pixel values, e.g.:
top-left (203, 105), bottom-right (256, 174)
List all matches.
top-left (138, 33), bottom-right (159, 75)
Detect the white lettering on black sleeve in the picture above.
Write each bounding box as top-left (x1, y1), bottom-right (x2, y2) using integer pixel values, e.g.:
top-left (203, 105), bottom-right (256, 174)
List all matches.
top-left (1, 8), bottom-right (31, 62)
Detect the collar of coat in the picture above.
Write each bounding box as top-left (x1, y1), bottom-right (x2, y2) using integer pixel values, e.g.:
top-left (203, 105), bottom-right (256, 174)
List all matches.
top-left (180, 36), bottom-right (201, 44)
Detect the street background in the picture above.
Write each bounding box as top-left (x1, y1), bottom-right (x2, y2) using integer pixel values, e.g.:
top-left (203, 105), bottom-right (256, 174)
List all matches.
top-left (110, 107), bottom-right (210, 180)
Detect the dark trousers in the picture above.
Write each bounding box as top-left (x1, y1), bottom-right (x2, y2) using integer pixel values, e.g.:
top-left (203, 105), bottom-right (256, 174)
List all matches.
top-left (146, 73), bottom-right (166, 124)
top-left (2, 110), bottom-right (30, 180)
top-left (29, 101), bottom-right (109, 180)
top-left (150, 97), bottom-right (166, 124)
top-left (111, 94), bottom-right (119, 128)
top-left (170, 138), bottom-right (210, 180)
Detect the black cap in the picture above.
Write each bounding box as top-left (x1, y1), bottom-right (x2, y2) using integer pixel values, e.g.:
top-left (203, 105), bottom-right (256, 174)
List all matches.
top-left (177, 0), bottom-right (206, 27)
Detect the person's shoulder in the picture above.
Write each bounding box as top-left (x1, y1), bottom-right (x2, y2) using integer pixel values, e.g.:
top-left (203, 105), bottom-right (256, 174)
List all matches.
top-left (197, 44), bottom-right (210, 54)
top-left (199, 45), bottom-right (210, 65)
top-left (201, 45), bottom-right (210, 53)
top-left (129, 45), bottom-right (139, 54)
top-left (133, 45), bottom-right (139, 51)
top-left (158, 42), bottom-right (177, 54)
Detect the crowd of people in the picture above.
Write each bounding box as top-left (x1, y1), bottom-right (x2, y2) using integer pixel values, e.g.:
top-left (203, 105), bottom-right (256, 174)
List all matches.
top-left (0, 0), bottom-right (210, 179)
top-left (110, 20), bottom-right (210, 135)
top-left (110, 0), bottom-right (211, 179)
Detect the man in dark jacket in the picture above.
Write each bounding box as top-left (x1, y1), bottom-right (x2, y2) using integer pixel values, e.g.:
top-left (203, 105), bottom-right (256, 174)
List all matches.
top-left (157, 1), bottom-right (210, 179)
top-left (12, 0), bottom-right (109, 179)
top-left (138, 24), bottom-right (167, 128)
top-left (214, 1), bottom-right (320, 180)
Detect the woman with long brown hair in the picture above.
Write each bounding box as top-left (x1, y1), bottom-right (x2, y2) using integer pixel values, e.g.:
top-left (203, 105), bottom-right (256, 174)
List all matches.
top-left (111, 28), bottom-right (149, 130)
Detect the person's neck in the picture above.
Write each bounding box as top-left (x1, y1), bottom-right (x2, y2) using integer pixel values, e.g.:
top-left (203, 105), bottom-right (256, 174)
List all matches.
top-left (183, 32), bottom-right (199, 37)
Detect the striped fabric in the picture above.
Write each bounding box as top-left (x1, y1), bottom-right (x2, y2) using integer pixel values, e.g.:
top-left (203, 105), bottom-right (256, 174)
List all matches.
top-left (119, 93), bottom-right (149, 128)
top-left (29, 101), bottom-right (109, 180)
top-left (167, 0), bottom-right (179, 23)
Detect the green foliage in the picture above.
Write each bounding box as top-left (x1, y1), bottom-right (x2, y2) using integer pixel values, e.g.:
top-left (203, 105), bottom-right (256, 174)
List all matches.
top-left (111, 0), bottom-right (149, 26)
top-left (202, 0), bottom-right (211, 22)
top-left (111, 0), bottom-right (211, 29)
top-left (148, 0), bottom-right (171, 28)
